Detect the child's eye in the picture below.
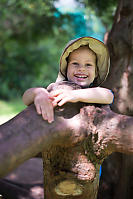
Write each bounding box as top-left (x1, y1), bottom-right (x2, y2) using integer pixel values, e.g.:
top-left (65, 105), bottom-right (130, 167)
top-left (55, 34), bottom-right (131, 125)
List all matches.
top-left (86, 63), bottom-right (91, 67)
top-left (72, 62), bottom-right (79, 66)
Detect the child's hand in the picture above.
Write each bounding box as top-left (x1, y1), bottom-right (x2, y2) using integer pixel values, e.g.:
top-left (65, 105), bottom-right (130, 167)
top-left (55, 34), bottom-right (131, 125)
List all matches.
top-left (51, 89), bottom-right (79, 106)
top-left (34, 88), bottom-right (54, 123)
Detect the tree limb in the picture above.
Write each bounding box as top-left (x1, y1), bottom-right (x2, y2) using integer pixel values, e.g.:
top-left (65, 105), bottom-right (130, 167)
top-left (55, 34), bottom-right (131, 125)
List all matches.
top-left (0, 81), bottom-right (133, 179)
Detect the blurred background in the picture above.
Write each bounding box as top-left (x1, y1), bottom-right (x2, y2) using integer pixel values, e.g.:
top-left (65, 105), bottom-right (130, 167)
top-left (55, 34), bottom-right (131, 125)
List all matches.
top-left (1, 1), bottom-right (133, 199)
top-left (0, 0), bottom-right (117, 124)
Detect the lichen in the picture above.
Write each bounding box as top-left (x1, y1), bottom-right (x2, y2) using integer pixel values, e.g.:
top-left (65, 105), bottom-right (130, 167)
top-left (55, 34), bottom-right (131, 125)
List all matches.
top-left (54, 180), bottom-right (83, 196)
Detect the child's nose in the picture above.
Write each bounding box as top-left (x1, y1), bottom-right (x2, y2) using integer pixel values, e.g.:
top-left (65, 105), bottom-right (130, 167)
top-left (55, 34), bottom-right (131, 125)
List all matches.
top-left (78, 64), bottom-right (86, 70)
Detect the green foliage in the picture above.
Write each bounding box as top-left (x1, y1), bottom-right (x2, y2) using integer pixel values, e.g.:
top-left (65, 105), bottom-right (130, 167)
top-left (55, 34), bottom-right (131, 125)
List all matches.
top-left (0, 0), bottom-right (61, 41)
top-left (0, 40), bottom-right (47, 98)
top-left (76, 0), bottom-right (118, 29)
top-left (0, 0), bottom-right (75, 99)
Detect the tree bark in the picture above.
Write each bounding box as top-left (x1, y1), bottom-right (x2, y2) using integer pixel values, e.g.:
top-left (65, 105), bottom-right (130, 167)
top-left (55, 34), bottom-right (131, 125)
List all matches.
top-left (0, 81), bottom-right (133, 199)
top-left (100, 0), bottom-right (133, 198)
top-left (104, 0), bottom-right (133, 115)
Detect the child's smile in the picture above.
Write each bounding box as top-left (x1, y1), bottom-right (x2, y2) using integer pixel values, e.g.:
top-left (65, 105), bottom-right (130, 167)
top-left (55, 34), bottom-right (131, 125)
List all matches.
top-left (74, 73), bottom-right (88, 81)
top-left (67, 46), bottom-right (97, 87)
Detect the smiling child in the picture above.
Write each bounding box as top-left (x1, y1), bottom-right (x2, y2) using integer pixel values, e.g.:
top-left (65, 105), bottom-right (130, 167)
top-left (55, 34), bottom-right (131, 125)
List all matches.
top-left (22, 37), bottom-right (114, 123)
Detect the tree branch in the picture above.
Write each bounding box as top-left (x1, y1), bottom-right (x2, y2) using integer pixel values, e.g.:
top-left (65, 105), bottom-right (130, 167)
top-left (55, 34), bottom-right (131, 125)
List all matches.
top-left (0, 82), bottom-right (133, 178)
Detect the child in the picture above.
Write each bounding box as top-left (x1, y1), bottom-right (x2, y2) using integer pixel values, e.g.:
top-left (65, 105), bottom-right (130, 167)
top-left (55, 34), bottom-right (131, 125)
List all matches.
top-left (22, 36), bottom-right (114, 123)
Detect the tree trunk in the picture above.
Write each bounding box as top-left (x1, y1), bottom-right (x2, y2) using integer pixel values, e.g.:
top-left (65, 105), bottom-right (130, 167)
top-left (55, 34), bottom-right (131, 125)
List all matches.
top-left (99, 0), bottom-right (133, 198)
top-left (0, 81), bottom-right (133, 199)
top-left (104, 0), bottom-right (133, 115)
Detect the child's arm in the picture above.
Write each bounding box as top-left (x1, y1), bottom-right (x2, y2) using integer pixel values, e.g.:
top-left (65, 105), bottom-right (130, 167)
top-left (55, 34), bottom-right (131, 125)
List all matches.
top-left (22, 87), bottom-right (54, 123)
top-left (51, 87), bottom-right (114, 107)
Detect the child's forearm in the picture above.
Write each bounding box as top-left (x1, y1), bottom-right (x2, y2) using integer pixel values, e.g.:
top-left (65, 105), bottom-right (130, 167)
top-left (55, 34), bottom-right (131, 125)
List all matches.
top-left (22, 87), bottom-right (54, 123)
top-left (22, 87), bottom-right (46, 106)
top-left (76, 87), bottom-right (114, 104)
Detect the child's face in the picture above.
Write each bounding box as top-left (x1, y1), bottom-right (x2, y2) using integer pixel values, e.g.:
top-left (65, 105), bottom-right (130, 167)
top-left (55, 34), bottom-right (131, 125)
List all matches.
top-left (67, 46), bottom-right (97, 87)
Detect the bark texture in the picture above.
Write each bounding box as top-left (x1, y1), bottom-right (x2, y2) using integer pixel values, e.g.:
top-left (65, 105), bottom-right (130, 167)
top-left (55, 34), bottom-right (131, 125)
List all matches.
top-left (99, 0), bottom-right (133, 198)
top-left (0, 81), bottom-right (133, 199)
top-left (103, 0), bottom-right (133, 115)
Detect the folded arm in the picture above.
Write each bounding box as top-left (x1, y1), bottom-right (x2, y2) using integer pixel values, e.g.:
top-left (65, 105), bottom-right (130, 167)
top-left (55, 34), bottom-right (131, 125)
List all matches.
top-left (51, 87), bottom-right (114, 106)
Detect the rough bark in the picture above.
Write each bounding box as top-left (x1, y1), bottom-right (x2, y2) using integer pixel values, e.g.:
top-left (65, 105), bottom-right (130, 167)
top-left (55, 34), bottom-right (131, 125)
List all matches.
top-left (99, 0), bottom-right (133, 198)
top-left (0, 81), bottom-right (133, 199)
top-left (103, 0), bottom-right (133, 115)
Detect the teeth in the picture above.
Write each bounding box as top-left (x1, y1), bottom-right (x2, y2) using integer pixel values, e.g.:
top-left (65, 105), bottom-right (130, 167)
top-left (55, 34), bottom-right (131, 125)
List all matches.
top-left (75, 75), bottom-right (87, 78)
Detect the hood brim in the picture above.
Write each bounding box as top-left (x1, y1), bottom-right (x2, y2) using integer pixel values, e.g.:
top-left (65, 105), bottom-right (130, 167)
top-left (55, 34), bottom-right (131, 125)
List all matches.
top-left (56, 36), bottom-right (110, 87)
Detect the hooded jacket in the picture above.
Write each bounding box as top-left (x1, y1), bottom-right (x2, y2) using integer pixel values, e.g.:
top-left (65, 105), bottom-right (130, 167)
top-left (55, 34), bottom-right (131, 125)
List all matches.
top-left (56, 36), bottom-right (110, 87)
